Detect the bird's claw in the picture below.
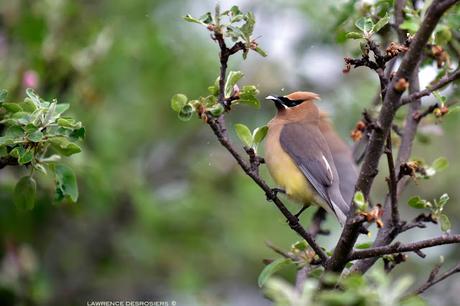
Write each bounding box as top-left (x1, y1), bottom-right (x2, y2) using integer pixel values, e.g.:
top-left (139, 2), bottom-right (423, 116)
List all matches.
top-left (266, 188), bottom-right (286, 201)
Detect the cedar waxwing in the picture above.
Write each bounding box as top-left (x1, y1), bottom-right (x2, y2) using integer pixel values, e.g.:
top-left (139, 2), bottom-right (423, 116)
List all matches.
top-left (319, 112), bottom-right (359, 205)
top-left (264, 92), bottom-right (350, 225)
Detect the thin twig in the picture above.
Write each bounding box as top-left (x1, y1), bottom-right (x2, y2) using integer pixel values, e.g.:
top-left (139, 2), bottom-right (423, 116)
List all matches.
top-left (400, 68), bottom-right (460, 105)
top-left (413, 263), bottom-right (460, 295)
top-left (350, 234), bottom-right (460, 260)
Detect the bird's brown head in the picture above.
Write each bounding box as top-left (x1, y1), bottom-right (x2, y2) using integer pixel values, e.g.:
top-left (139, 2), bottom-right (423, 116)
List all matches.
top-left (265, 91), bottom-right (320, 112)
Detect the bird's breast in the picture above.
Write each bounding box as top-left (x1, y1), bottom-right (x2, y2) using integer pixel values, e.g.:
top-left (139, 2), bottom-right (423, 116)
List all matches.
top-left (264, 123), bottom-right (314, 204)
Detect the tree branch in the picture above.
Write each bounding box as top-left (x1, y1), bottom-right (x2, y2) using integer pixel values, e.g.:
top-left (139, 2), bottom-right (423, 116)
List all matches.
top-left (400, 68), bottom-right (460, 105)
top-left (329, 0), bottom-right (459, 274)
top-left (208, 118), bottom-right (328, 264)
top-left (413, 263), bottom-right (460, 295)
top-left (350, 234), bottom-right (460, 260)
top-left (385, 133), bottom-right (400, 227)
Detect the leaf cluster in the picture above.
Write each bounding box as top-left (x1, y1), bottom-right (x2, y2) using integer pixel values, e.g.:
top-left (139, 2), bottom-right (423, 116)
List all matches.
top-left (0, 89), bottom-right (84, 209)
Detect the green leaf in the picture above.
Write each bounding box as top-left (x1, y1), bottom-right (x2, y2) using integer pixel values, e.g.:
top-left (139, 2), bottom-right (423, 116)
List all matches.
top-left (407, 196), bottom-right (427, 209)
top-left (353, 191), bottom-right (366, 210)
top-left (253, 126), bottom-right (268, 145)
top-left (373, 13), bottom-right (390, 33)
top-left (234, 123), bottom-right (252, 147)
top-left (346, 32), bottom-right (364, 39)
top-left (254, 46), bottom-right (268, 57)
top-left (355, 17), bottom-right (374, 33)
top-left (49, 137), bottom-right (82, 156)
top-left (239, 85), bottom-right (260, 108)
top-left (183, 14), bottom-right (206, 25)
top-left (435, 26), bottom-right (452, 45)
top-left (27, 130), bottom-right (44, 142)
top-left (70, 127), bottom-right (86, 141)
top-left (171, 94), bottom-right (188, 112)
top-left (438, 193), bottom-right (449, 207)
top-left (198, 12), bottom-right (213, 24)
top-left (224, 71), bottom-right (244, 98)
top-left (241, 12), bottom-right (255, 39)
top-left (14, 176), bottom-right (36, 210)
top-left (258, 258), bottom-right (291, 288)
top-left (400, 20), bottom-right (419, 33)
top-left (0, 89), bottom-right (7, 103)
top-left (355, 242), bottom-right (372, 249)
top-left (25, 88), bottom-right (41, 106)
top-left (432, 157), bottom-right (448, 172)
top-left (208, 103), bottom-right (224, 117)
top-left (439, 214), bottom-right (451, 232)
top-left (21, 98), bottom-right (37, 113)
top-left (5, 126), bottom-right (25, 138)
top-left (432, 91), bottom-right (447, 104)
top-left (18, 150), bottom-right (33, 165)
top-left (2, 103), bottom-right (23, 113)
top-left (54, 164), bottom-right (78, 202)
top-left (55, 103), bottom-right (70, 115)
top-left (291, 240), bottom-right (308, 251)
top-left (178, 104), bottom-right (194, 121)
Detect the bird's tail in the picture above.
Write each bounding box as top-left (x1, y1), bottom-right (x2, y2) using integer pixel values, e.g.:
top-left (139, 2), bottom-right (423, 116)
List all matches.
top-left (328, 187), bottom-right (351, 226)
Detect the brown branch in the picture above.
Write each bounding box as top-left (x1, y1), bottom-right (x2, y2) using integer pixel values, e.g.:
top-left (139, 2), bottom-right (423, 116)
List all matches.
top-left (350, 234), bottom-right (460, 260)
top-left (384, 133), bottom-right (399, 227)
top-left (330, 0), bottom-right (459, 274)
top-left (207, 119), bottom-right (328, 264)
top-left (400, 68), bottom-right (460, 105)
top-left (413, 263), bottom-right (460, 295)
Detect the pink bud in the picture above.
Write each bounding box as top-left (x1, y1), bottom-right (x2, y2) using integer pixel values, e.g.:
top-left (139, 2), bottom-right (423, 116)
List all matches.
top-left (22, 70), bottom-right (39, 89)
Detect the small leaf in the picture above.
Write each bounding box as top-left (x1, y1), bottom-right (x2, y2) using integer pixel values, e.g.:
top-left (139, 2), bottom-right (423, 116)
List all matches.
top-left (439, 193), bottom-right (450, 206)
top-left (178, 104), bottom-right (193, 121)
top-left (21, 98), bottom-right (37, 112)
top-left (14, 176), bottom-right (36, 210)
top-left (55, 103), bottom-right (70, 115)
top-left (234, 123), bottom-right (252, 147)
top-left (291, 240), bottom-right (308, 251)
top-left (238, 85), bottom-right (260, 108)
top-left (254, 47), bottom-right (268, 57)
top-left (355, 17), bottom-right (374, 33)
top-left (253, 126), bottom-right (268, 145)
top-left (373, 13), bottom-right (390, 33)
top-left (407, 196), bottom-right (426, 209)
top-left (49, 137), bottom-right (82, 156)
top-left (18, 150), bottom-right (33, 165)
top-left (400, 20), bottom-right (419, 33)
top-left (183, 14), bottom-right (205, 25)
top-left (346, 32), bottom-right (364, 39)
top-left (439, 214), bottom-right (451, 232)
top-left (171, 94), bottom-right (188, 112)
top-left (5, 126), bottom-right (25, 138)
top-left (224, 71), bottom-right (244, 98)
top-left (208, 103), bottom-right (224, 117)
top-left (432, 157), bottom-right (448, 172)
top-left (27, 130), bottom-right (44, 142)
top-left (258, 258), bottom-right (291, 288)
top-left (355, 242), bottom-right (372, 249)
top-left (54, 164), bottom-right (78, 202)
top-left (25, 88), bottom-right (41, 106)
top-left (353, 191), bottom-right (366, 210)
top-left (2, 103), bottom-right (23, 113)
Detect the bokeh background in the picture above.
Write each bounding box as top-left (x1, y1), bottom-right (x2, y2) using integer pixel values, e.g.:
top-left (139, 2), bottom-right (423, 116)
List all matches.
top-left (0, 0), bottom-right (459, 305)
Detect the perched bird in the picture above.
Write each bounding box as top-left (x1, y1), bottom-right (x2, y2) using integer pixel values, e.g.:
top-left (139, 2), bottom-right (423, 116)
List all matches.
top-left (264, 92), bottom-right (350, 225)
top-left (319, 111), bottom-right (359, 205)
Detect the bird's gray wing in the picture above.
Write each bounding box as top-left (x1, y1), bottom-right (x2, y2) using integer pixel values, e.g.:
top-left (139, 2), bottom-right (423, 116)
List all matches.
top-left (280, 122), bottom-right (334, 205)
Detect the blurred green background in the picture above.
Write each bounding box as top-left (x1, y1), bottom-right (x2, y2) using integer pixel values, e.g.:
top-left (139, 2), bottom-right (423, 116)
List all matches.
top-left (0, 0), bottom-right (459, 305)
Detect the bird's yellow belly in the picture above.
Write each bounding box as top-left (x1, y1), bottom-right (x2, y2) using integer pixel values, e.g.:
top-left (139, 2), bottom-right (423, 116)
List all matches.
top-left (265, 136), bottom-right (314, 205)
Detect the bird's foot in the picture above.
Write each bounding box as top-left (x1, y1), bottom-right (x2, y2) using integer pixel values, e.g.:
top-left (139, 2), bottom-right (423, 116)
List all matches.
top-left (266, 188), bottom-right (286, 201)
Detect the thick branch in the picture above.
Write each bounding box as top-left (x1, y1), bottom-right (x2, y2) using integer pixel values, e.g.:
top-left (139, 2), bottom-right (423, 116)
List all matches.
top-left (350, 234), bottom-right (460, 260)
top-left (329, 0), bottom-right (459, 274)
